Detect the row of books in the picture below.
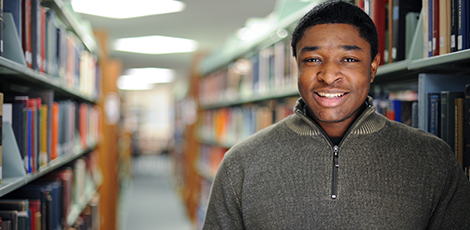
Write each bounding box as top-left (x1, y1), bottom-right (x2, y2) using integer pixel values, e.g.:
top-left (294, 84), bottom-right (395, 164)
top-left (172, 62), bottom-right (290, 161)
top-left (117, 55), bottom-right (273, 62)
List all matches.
top-left (423, 0), bottom-right (470, 58)
top-left (0, 150), bottom-right (101, 230)
top-left (4, 0), bottom-right (101, 99)
top-left (373, 83), bottom-right (470, 178)
top-left (199, 38), bottom-right (298, 106)
top-left (3, 90), bottom-right (101, 174)
top-left (357, 0), bottom-right (421, 64)
top-left (198, 97), bottom-right (297, 147)
top-left (426, 87), bottom-right (470, 177)
top-left (373, 90), bottom-right (419, 127)
top-left (361, 0), bottom-right (470, 64)
top-left (197, 145), bottom-right (227, 180)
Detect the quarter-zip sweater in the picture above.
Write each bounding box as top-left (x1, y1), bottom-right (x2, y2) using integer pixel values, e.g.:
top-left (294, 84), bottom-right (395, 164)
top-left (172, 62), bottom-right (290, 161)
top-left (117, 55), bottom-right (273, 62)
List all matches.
top-left (202, 97), bottom-right (470, 230)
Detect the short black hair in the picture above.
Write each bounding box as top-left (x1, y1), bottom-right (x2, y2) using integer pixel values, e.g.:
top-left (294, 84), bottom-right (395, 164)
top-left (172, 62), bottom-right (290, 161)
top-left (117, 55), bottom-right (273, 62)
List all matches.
top-left (291, 0), bottom-right (378, 60)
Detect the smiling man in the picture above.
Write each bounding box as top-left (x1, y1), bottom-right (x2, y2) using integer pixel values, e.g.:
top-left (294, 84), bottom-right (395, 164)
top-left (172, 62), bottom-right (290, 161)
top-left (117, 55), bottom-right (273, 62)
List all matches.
top-left (202, 1), bottom-right (470, 229)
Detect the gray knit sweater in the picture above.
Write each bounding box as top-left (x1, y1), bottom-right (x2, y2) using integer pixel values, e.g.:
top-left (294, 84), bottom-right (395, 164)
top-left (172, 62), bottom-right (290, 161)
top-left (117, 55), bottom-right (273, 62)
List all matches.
top-left (202, 97), bottom-right (470, 229)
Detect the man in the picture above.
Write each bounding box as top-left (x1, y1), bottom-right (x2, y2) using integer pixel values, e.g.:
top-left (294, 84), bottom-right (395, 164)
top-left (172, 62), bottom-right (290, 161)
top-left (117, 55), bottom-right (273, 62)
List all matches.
top-left (202, 1), bottom-right (470, 229)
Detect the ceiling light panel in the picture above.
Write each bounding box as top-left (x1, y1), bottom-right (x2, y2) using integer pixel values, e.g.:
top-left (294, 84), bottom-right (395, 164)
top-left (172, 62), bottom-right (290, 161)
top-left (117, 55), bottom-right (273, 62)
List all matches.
top-left (72, 0), bottom-right (185, 19)
top-left (114, 36), bottom-right (198, 54)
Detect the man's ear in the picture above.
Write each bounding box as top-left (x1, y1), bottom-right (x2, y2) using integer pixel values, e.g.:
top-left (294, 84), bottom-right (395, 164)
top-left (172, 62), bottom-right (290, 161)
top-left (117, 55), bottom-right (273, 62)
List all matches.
top-left (370, 53), bottom-right (380, 83)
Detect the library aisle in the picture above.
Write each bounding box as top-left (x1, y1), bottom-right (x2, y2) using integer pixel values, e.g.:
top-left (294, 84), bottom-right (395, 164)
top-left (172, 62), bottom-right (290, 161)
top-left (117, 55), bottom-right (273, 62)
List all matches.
top-left (121, 154), bottom-right (194, 230)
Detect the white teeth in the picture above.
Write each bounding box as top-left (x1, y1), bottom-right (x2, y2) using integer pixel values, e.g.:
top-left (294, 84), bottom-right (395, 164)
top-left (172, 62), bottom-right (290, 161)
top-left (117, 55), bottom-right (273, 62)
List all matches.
top-left (317, 92), bottom-right (345, 99)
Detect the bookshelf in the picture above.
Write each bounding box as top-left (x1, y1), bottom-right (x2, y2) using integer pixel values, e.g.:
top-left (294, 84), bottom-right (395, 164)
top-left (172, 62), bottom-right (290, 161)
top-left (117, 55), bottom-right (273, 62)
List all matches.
top-left (0, 0), bottom-right (104, 229)
top-left (180, 0), bottom-right (470, 227)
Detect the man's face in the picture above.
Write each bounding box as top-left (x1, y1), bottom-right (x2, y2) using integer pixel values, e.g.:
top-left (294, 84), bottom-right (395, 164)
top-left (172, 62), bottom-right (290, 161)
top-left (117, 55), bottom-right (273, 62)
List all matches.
top-left (295, 23), bottom-right (379, 126)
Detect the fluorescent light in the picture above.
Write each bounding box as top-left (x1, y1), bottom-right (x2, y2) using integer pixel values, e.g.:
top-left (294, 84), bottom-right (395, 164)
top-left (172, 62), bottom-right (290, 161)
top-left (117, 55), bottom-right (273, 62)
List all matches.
top-left (114, 36), bottom-right (197, 54)
top-left (117, 68), bottom-right (175, 90)
top-left (71, 0), bottom-right (185, 19)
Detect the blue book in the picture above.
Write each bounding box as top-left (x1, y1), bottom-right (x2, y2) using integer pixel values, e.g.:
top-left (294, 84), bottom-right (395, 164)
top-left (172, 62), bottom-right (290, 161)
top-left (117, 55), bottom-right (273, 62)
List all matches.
top-left (392, 100), bottom-right (402, 122)
top-left (427, 0), bottom-right (433, 57)
top-left (3, 0), bottom-right (22, 38)
top-left (457, 0), bottom-right (468, 50)
top-left (27, 108), bottom-right (32, 174)
top-left (428, 93), bottom-right (440, 136)
top-left (451, 0), bottom-right (458, 52)
top-left (31, 0), bottom-right (41, 70)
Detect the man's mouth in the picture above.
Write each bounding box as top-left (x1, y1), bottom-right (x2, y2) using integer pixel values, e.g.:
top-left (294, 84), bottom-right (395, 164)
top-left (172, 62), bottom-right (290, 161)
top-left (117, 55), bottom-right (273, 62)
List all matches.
top-left (316, 92), bottom-right (348, 99)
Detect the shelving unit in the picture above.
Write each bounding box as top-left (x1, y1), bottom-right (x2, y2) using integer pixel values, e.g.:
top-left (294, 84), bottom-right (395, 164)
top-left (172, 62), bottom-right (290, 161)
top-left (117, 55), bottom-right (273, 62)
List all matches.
top-left (177, 0), bottom-right (470, 227)
top-left (0, 0), bottom-right (105, 229)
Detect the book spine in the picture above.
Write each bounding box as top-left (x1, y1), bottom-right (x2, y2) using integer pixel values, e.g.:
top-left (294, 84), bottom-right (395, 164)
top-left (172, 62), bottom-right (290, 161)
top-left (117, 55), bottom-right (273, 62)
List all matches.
top-left (429, 93), bottom-right (440, 136)
top-left (432, 0), bottom-right (440, 56)
top-left (451, 0), bottom-right (458, 52)
top-left (457, 0), bottom-right (466, 50)
top-left (31, 0), bottom-right (40, 70)
top-left (0, 93), bottom-right (3, 183)
top-left (427, 0), bottom-right (433, 57)
top-left (23, 0), bottom-right (32, 67)
top-left (0, 0), bottom-right (3, 56)
top-left (455, 98), bottom-right (464, 167)
top-left (465, 84), bottom-right (470, 178)
top-left (441, 91), bottom-right (449, 145)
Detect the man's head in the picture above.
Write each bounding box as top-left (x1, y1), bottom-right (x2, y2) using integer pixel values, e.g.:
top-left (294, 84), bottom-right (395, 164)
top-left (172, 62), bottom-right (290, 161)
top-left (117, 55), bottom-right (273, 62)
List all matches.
top-left (291, 0), bottom-right (378, 60)
top-left (292, 0), bottom-right (381, 138)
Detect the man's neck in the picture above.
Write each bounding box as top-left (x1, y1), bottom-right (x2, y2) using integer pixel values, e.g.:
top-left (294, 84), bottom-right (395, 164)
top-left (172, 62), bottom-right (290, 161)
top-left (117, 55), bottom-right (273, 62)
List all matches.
top-left (304, 101), bottom-right (367, 140)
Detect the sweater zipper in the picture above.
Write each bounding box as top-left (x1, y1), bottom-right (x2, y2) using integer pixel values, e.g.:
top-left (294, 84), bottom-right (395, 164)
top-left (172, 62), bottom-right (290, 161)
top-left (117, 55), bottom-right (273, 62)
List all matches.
top-left (331, 145), bottom-right (339, 199)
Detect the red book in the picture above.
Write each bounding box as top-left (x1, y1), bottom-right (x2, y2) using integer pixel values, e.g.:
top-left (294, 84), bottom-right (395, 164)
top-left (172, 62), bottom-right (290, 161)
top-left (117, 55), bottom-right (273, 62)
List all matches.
top-left (51, 102), bottom-right (59, 160)
top-left (29, 200), bottom-right (40, 230)
top-left (22, 0), bottom-right (32, 68)
top-left (40, 6), bottom-right (46, 73)
top-left (370, 0), bottom-right (388, 65)
top-left (432, 0), bottom-right (440, 56)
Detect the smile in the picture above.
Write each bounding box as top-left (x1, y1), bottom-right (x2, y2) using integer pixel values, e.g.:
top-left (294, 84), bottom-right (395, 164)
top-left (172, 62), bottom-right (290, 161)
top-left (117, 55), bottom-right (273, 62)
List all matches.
top-left (316, 92), bottom-right (347, 99)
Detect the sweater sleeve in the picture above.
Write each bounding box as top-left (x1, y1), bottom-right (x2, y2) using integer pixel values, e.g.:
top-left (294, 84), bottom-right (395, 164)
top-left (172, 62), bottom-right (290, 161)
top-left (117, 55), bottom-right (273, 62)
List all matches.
top-left (426, 151), bottom-right (470, 229)
top-left (202, 152), bottom-right (245, 230)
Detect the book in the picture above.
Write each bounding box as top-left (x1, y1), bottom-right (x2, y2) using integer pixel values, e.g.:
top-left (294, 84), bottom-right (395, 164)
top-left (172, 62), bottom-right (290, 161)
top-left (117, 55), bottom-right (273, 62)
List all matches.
top-left (0, 93), bottom-right (3, 183)
top-left (13, 96), bottom-right (28, 170)
top-left (51, 102), bottom-right (59, 160)
top-left (391, 0), bottom-right (421, 62)
top-left (29, 200), bottom-right (40, 230)
top-left (40, 6), bottom-right (46, 73)
top-left (22, 0), bottom-right (32, 67)
top-left (428, 93), bottom-right (441, 136)
top-left (0, 199), bottom-right (30, 230)
top-left (438, 0), bottom-right (451, 55)
top-left (370, 0), bottom-right (388, 65)
top-left (457, 0), bottom-right (467, 51)
top-left (4, 0), bottom-right (22, 38)
top-left (30, 0), bottom-right (40, 70)
top-left (465, 84), bottom-right (470, 176)
top-left (454, 98), bottom-right (464, 167)
top-left (43, 168), bottom-right (73, 223)
top-left (432, 0), bottom-right (439, 56)
top-left (417, 74), bottom-right (470, 132)
top-left (440, 91), bottom-right (464, 149)
top-left (450, 0), bottom-right (458, 52)
top-left (0, 211), bottom-right (18, 230)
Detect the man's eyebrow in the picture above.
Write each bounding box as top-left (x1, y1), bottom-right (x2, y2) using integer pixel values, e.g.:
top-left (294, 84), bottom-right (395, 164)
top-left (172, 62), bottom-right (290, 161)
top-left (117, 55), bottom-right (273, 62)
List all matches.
top-left (300, 46), bottom-right (319, 53)
top-left (300, 45), bottom-right (362, 53)
top-left (340, 45), bottom-right (362, 51)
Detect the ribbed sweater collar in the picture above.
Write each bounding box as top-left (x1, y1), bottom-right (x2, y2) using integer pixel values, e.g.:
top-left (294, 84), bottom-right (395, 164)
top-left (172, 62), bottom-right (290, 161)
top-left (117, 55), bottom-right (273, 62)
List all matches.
top-left (286, 96), bottom-right (386, 137)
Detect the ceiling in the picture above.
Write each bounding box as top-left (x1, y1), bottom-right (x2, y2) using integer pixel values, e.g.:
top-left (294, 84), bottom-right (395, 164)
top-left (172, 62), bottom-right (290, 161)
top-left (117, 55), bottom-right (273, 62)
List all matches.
top-left (78, 0), bottom-right (279, 80)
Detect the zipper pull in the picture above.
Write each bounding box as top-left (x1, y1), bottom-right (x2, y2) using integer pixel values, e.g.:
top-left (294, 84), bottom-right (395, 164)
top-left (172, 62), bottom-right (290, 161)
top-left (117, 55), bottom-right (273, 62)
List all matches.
top-left (331, 145), bottom-right (339, 199)
top-left (333, 145), bottom-right (339, 168)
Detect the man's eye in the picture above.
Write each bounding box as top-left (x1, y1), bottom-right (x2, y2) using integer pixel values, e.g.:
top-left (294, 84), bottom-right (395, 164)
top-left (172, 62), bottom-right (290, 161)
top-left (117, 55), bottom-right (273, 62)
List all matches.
top-left (304, 58), bottom-right (320, 63)
top-left (343, 58), bottom-right (358, 62)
